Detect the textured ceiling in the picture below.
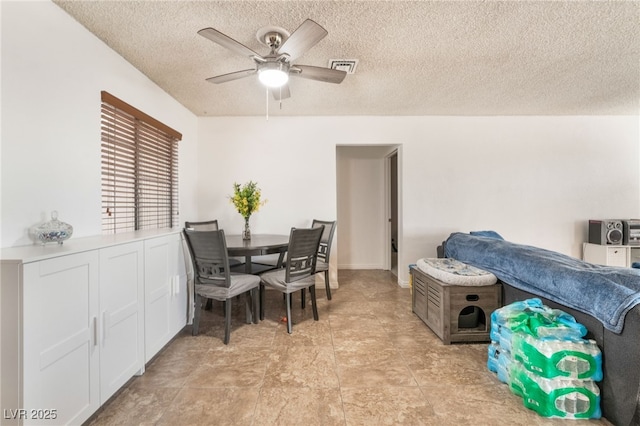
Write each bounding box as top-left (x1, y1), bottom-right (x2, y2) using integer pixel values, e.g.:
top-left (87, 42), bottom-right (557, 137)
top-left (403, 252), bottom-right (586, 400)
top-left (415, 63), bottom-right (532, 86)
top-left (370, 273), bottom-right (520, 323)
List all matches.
top-left (53, 1), bottom-right (640, 117)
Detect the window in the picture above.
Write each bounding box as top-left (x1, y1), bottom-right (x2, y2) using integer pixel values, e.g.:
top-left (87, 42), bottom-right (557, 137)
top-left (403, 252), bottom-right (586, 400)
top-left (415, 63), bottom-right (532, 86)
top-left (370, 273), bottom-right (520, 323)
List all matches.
top-left (100, 91), bottom-right (182, 234)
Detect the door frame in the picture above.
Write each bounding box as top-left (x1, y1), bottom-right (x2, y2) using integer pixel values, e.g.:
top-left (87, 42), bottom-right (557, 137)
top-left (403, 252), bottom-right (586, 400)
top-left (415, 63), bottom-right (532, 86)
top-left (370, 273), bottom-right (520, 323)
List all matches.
top-left (384, 148), bottom-right (399, 273)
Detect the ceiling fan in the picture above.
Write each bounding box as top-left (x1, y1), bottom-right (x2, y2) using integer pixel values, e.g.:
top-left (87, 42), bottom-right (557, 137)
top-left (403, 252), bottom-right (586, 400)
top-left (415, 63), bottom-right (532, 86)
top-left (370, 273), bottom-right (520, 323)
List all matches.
top-left (198, 19), bottom-right (347, 101)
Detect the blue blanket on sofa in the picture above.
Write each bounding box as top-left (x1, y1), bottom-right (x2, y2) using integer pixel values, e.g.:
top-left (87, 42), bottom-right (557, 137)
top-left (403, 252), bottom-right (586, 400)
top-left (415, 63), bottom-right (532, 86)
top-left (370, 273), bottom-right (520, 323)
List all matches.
top-left (444, 232), bottom-right (640, 334)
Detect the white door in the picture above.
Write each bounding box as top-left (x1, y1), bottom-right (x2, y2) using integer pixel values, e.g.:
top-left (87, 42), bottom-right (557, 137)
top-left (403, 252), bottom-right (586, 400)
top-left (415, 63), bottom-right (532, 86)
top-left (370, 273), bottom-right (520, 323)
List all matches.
top-left (98, 242), bottom-right (144, 403)
top-left (22, 251), bottom-right (100, 425)
top-left (144, 234), bottom-right (187, 362)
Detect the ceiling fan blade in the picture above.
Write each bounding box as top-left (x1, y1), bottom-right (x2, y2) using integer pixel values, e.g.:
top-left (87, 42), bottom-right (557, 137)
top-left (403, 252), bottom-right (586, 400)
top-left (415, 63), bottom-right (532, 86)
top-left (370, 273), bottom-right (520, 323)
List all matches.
top-left (270, 84), bottom-right (291, 101)
top-left (277, 19), bottom-right (328, 61)
top-left (291, 65), bottom-right (347, 84)
top-left (206, 69), bottom-right (256, 84)
top-left (198, 28), bottom-right (262, 59)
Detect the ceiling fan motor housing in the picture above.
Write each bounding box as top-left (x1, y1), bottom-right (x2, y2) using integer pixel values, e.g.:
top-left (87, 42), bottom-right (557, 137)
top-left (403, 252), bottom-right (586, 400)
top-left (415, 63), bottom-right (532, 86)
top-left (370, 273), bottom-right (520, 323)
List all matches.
top-left (263, 32), bottom-right (284, 50)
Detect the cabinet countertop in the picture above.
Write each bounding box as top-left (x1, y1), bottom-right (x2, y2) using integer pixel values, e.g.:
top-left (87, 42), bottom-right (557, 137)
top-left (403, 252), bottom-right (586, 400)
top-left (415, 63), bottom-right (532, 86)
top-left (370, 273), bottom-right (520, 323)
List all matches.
top-left (1, 228), bottom-right (182, 264)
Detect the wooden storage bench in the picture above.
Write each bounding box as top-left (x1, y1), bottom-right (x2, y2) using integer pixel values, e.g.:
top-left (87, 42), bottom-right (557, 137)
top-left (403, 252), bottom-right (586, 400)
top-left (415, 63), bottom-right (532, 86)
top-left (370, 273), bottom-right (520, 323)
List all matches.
top-left (411, 266), bottom-right (502, 344)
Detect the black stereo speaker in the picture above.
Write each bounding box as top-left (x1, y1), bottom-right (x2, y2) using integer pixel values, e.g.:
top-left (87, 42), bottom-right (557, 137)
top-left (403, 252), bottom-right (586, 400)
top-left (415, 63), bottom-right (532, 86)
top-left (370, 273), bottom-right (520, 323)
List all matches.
top-left (589, 220), bottom-right (624, 245)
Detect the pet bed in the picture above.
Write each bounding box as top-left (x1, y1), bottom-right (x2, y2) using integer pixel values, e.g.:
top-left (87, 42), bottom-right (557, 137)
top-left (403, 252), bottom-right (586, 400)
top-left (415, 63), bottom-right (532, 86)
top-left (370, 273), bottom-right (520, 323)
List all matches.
top-left (416, 257), bottom-right (497, 286)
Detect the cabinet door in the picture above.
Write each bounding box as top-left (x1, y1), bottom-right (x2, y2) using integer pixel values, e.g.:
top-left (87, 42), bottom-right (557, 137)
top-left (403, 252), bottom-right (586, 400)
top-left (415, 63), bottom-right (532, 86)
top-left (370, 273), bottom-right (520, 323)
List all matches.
top-left (22, 251), bottom-right (100, 425)
top-left (144, 234), bottom-right (187, 362)
top-left (99, 242), bottom-right (144, 403)
top-left (607, 247), bottom-right (629, 267)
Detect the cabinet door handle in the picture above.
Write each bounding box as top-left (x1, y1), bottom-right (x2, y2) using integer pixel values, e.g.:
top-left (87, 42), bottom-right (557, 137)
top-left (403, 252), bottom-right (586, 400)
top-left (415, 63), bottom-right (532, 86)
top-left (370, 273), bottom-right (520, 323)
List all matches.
top-left (93, 317), bottom-right (98, 347)
top-left (172, 275), bottom-right (180, 295)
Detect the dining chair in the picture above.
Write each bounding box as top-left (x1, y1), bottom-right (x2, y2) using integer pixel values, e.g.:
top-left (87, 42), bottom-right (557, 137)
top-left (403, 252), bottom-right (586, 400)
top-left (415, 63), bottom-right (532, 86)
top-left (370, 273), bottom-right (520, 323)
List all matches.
top-left (300, 219), bottom-right (337, 309)
top-left (259, 226), bottom-right (324, 334)
top-left (312, 219), bottom-right (337, 300)
top-left (183, 229), bottom-right (260, 344)
top-left (184, 219), bottom-right (244, 311)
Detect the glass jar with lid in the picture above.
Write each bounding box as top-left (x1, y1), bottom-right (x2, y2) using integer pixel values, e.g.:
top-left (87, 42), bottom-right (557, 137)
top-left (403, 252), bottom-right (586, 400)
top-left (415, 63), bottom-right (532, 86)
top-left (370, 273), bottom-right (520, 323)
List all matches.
top-left (33, 210), bottom-right (73, 245)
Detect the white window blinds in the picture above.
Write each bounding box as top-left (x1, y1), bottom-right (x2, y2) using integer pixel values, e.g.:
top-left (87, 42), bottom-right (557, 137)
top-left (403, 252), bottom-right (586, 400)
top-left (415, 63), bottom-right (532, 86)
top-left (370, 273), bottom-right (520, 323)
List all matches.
top-left (101, 91), bottom-right (181, 234)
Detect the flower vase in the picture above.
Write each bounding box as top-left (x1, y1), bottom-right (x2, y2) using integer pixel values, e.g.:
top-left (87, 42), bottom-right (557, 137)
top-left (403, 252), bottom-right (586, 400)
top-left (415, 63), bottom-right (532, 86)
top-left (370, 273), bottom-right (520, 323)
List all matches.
top-left (242, 217), bottom-right (251, 240)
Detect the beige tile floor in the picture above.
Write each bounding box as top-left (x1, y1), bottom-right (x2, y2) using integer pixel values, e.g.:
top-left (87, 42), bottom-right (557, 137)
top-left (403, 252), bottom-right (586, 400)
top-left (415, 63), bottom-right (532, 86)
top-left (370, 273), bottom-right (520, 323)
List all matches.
top-left (87, 270), bottom-right (612, 426)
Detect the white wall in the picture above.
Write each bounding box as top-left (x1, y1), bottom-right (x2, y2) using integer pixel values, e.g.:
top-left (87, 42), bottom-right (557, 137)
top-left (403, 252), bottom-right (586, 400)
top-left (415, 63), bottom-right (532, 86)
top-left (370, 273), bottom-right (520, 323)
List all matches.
top-left (196, 117), bottom-right (338, 233)
top-left (197, 115), bottom-right (640, 285)
top-left (195, 117), bottom-right (340, 283)
top-left (1, 1), bottom-right (199, 248)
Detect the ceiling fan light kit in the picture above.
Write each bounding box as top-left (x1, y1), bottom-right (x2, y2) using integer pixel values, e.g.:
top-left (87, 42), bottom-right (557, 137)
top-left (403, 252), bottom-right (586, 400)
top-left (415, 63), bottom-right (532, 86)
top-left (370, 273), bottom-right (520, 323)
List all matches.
top-left (198, 19), bottom-right (347, 102)
top-left (258, 63), bottom-right (289, 88)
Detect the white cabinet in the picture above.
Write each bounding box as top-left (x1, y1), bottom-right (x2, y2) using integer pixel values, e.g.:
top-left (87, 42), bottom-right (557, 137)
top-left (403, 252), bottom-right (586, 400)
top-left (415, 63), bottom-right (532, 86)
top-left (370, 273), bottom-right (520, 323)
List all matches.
top-left (143, 234), bottom-right (187, 362)
top-left (21, 251), bottom-right (100, 426)
top-left (98, 242), bottom-right (145, 402)
top-left (583, 243), bottom-right (631, 267)
top-left (1, 229), bottom-right (185, 425)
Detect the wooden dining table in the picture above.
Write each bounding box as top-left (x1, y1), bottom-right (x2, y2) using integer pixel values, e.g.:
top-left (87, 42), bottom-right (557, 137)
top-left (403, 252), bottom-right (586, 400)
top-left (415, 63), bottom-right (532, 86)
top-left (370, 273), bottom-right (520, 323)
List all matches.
top-left (225, 234), bottom-right (289, 274)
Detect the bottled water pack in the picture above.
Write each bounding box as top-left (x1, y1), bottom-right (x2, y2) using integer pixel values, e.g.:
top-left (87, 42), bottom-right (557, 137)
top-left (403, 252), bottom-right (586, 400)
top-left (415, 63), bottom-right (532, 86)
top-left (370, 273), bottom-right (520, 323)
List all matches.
top-left (511, 332), bottom-right (602, 381)
top-left (487, 298), bottom-right (603, 419)
top-left (490, 298), bottom-right (587, 344)
top-left (509, 362), bottom-right (601, 419)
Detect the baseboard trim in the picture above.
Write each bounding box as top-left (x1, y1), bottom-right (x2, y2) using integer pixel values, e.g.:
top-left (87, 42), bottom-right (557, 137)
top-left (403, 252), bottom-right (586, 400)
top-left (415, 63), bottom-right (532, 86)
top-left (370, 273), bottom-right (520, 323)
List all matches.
top-left (337, 264), bottom-right (384, 270)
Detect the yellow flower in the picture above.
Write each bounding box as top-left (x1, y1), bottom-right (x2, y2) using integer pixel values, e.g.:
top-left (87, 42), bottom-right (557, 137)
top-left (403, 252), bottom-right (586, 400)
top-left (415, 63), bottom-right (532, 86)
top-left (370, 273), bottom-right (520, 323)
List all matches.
top-left (230, 181), bottom-right (266, 219)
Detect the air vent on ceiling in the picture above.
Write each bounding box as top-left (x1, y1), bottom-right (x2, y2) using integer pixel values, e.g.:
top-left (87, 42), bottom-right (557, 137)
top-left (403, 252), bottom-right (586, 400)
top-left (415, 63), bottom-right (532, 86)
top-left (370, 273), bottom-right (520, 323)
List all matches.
top-left (328, 59), bottom-right (358, 74)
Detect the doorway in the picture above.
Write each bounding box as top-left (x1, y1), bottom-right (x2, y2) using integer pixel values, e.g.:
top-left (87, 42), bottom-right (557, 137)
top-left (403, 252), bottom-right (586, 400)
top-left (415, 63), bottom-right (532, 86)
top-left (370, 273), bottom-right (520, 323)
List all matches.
top-left (336, 145), bottom-right (401, 280)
